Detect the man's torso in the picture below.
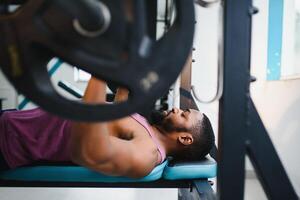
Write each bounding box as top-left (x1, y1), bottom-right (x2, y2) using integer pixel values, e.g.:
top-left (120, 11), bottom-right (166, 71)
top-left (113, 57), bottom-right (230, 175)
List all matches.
top-left (108, 116), bottom-right (161, 165)
top-left (0, 109), bottom-right (161, 169)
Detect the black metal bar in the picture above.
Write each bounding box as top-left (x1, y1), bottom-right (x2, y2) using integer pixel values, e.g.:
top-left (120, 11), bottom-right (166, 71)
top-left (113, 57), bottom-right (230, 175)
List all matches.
top-left (164, 0), bottom-right (170, 31)
top-left (193, 179), bottom-right (216, 200)
top-left (0, 0), bottom-right (26, 5)
top-left (178, 180), bottom-right (216, 200)
top-left (146, 0), bottom-right (157, 39)
top-left (178, 188), bottom-right (201, 200)
top-left (217, 0), bottom-right (252, 199)
top-left (0, 179), bottom-right (192, 188)
top-left (58, 81), bottom-right (83, 99)
top-left (246, 99), bottom-right (298, 200)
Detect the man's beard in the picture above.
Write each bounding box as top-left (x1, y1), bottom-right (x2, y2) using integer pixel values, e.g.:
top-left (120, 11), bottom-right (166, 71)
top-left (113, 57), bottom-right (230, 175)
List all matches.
top-left (149, 110), bottom-right (166, 126)
top-left (149, 110), bottom-right (189, 133)
top-left (149, 110), bottom-right (179, 133)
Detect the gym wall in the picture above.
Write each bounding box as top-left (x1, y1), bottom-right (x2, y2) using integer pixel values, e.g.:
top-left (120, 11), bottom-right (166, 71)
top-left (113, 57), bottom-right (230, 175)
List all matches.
top-left (250, 0), bottom-right (300, 195)
top-left (17, 62), bottom-right (89, 110)
top-left (0, 70), bottom-right (17, 109)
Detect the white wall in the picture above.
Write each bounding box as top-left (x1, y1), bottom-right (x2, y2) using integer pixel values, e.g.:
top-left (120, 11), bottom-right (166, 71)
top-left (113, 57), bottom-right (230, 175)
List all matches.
top-left (0, 61), bottom-right (88, 110)
top-left (251, 0), bottom-right (300, 195)
top-left (0, 70), bottom-right (18, 109)
top-left (192, 3), bottom-right (221, 141)
top-left (18, 61), bottom-right (88, 110)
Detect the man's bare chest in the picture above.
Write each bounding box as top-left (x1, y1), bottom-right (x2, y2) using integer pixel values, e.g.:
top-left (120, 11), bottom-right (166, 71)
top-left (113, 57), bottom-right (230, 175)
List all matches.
top-left (107, 117), bottom-right (151, 140)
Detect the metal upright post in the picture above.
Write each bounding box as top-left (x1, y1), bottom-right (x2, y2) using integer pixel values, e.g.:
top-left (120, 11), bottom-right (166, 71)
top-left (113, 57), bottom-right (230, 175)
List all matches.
top-left (217, 0), bottom-right (252, 199)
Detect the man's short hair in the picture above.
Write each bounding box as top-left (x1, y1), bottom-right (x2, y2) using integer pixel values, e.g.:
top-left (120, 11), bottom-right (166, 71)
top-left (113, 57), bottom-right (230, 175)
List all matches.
top-left (174, 113), bottom-right (215, 162)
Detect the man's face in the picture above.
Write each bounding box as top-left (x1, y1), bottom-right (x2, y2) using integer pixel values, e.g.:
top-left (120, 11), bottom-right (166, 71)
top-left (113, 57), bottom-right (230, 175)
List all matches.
top-left (151, 108), bottom-right (203, 133)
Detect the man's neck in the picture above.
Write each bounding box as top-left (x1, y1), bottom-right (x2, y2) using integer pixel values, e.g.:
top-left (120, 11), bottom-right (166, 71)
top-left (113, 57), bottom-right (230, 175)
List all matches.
top-left (150, 125), bottom-right (177, 156)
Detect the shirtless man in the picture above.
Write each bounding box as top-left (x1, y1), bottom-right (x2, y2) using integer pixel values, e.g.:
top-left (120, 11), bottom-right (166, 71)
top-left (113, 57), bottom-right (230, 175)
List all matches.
top-left (0, 77), bottom-right (215, 178)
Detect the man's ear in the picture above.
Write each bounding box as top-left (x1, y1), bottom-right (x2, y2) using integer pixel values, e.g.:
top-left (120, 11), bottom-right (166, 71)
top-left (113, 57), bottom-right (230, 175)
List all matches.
top-left (178, 134), bottom-right (194, 146)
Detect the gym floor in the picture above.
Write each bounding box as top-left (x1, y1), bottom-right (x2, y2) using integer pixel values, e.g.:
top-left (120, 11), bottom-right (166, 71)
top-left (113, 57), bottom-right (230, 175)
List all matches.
top-left (0, 177), bottom-right (267, 200)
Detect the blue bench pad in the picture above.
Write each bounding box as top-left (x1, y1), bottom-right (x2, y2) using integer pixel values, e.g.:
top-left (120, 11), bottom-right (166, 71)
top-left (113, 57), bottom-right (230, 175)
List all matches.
top-left (0, 161), bottom-right (168, 183)
top-left (0, 157), bottom-right (217, 182)
top-left (163, 157), bottom-right (217, 180)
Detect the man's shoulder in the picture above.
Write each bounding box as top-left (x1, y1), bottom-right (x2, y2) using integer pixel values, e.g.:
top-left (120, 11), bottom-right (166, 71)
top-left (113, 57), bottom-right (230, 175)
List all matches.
top-left (109, 115), bottom-right (152, 139)
top-left (125, 149), bottom-right (158, 178)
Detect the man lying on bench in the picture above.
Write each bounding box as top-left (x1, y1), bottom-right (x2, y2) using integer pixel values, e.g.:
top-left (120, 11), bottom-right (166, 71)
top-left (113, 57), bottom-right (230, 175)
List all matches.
top-left (0, 77), bottom-right (215, 178)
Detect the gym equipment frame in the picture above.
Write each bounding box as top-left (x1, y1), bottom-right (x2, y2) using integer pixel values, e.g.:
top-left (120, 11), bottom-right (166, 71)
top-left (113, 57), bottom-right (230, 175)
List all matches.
top-left (217, 0), bottom-right (298, 199)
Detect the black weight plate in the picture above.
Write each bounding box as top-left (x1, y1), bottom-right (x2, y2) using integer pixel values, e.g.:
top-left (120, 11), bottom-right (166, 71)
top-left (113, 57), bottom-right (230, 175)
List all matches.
top-left (0, 0), bottom-right (195, 121)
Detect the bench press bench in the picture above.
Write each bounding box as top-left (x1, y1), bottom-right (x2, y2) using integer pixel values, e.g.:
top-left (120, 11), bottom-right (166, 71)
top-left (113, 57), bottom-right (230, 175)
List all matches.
top-left (0, 157), bottom-right (216, 190)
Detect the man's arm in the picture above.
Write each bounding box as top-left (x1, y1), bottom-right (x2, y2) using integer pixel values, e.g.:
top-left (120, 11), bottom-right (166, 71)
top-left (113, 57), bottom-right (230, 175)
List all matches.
top-left (70, 77), bottom-right (113, 165)
top-left (70, 78), bottom-right (154, 178)
top-left (114, 87), bottom-right (129, 102)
